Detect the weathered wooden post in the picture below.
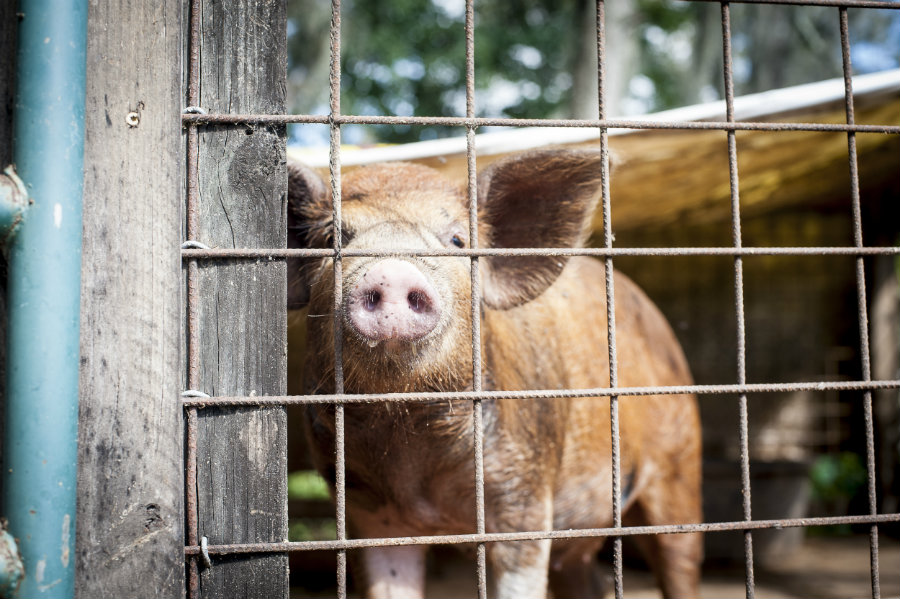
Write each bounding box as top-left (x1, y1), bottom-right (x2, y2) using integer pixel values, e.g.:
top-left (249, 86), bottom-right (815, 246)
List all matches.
top-left (76, 2), bottom-right (185, 598)
top-left (189, 0), bottom-right (289, 597)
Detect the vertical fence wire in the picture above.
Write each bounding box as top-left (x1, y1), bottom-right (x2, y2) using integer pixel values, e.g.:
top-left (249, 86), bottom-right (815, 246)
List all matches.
top-left (720, 5), bottom-right (756, 598)
top-left (838, 9), bottom-right (881, 598)
top-left (595, 2), bottom-right (624, 598)
top-left (464, 1), bottom-right (488, 597)
top-left (327, 0), bottom-right (348, 596)
top-left (185, 0), bottom-right (203, 595)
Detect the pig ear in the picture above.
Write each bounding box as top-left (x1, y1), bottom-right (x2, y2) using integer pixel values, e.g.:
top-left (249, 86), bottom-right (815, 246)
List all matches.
top-left (287, 160), bottom-right (330, 309)
top-left (476, 149), bottom-right (604, 310)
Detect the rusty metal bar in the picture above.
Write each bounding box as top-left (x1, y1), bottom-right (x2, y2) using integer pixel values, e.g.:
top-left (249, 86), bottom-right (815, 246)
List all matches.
top-left (181, 112), bottom-right (900, 134)
top-left (183, 513), bottom-right (900, 556)
top-left (181, 246), bottom-right (900, 259)
top-left (595, 1), bottom-right (624, 597)
top-left (720, 4), bottom-right (755, 597)
top-left (839, 9), bottom-right (881, 599)
top-left (184, 406), bottom-right (199, 598)
top-left (180, 379), bottom-right (900, 407)
top-left (184, 0), bottom-right (202, 595)
top-left (691, 0), bottom-right (900, 7)
top-left (327, 0), bottom-right (348, 596)
top-left (463, 1), bottom-right (488, 597)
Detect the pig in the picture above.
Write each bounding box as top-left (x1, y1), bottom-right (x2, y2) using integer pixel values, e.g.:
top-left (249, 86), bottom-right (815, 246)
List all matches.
top-left (287, 149), bottom-right (702, 599)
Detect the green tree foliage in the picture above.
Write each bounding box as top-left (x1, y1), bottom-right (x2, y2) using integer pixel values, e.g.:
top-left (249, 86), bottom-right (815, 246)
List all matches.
top-left (287, 0), bottom-right (900, 144)
top-left (289, 0), bottom-right (585, 142)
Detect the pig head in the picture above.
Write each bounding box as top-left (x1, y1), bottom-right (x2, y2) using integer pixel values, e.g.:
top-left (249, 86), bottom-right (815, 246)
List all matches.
top-left (288, 150), bottom-right (702, 599)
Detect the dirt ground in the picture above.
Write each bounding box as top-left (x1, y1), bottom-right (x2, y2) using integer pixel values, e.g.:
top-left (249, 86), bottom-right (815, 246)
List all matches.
top-left (291, 535), bottom-right (899, 598)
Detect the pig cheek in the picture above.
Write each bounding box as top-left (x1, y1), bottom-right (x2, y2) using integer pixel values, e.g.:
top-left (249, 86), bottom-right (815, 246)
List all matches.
top-left (437, 260), bottom-right (475, 354)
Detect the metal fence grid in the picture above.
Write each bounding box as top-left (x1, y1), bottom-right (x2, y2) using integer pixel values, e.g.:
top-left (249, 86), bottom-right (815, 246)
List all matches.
top-left (180, 1), bottom-right (900, 598)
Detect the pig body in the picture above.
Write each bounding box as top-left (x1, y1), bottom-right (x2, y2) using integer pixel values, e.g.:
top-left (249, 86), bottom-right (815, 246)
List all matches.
top-left (289, 151), bottom-right (702, 599)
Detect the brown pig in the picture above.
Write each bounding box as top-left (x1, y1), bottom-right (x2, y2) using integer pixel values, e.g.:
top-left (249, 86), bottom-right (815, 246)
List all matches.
top-left (287, 149), bottom-right (702, 599)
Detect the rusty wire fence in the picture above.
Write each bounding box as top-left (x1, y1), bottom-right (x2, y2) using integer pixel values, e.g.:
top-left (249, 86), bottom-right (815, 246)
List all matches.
top-left (181, 0), bottom-right (900, 598)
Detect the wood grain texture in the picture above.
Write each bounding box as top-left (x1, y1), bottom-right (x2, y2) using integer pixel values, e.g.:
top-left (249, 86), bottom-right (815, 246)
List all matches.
top-left (76, 1), bottom-right (184, 597)
top-left (193, 0), bottom-right (289, 596)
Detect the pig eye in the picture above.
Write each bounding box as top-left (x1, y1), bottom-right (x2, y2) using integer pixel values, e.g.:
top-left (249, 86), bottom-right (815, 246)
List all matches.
top-left (323, 227), bottom-right (353, 247)
top-left (450, 234), bottom-right (465, 248)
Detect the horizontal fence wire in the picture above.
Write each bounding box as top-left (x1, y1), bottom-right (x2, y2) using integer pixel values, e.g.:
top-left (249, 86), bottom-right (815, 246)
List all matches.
top-left (184, 513), bottom-right (900, 556)
top-left (182, 112), bottom-right (900, 134)
top-left (181, 379), bottom-right (900, 407)
top-left (689, 0), bottom-right (900, 7)
top-left (181, 246), bottom-right (900, 259)
top-left (181, 0), bottom-right (900, 595)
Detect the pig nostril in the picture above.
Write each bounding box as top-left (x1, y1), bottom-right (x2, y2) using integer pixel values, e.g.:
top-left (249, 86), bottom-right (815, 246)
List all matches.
top-left (407, 290), bottom-right (430, 313)
top-left (364, 290), bottom-right (381, 311)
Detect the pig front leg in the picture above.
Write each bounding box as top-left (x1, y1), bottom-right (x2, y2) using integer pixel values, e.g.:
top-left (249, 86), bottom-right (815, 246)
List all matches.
top-left (487, 492), bottom-right (555, 599)
top-left (361, 544), bottom-right (427, 599)
top-left (490, 538), bottom-right (553, 599)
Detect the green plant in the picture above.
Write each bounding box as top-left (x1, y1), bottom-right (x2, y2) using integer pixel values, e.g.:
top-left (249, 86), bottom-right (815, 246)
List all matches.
top-left (809, 452), bottom-right (867, 504)
top-left (288, 470), bottom-right (332, 501)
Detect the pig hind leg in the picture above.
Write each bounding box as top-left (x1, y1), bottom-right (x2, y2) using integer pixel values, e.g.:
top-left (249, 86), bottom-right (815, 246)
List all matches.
top-left (547, 541), bottom-right (611, 599)
top-left (624, 482), bottom-right (703, 598)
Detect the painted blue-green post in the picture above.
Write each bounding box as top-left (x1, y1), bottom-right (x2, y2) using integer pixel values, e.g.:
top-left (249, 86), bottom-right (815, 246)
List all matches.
top-left (3, 0), bottom-right (87, 596)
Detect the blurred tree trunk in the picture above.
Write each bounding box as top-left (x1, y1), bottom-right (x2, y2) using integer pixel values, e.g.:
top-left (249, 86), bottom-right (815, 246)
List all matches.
top-left (288, 0), bottom-right (332, 114)
top-left (734, 5), bottom-right (841, 95)
top-left (570, 0), bottom-right (639, 118)
top-left (690, 5), bottom-right (723, 103)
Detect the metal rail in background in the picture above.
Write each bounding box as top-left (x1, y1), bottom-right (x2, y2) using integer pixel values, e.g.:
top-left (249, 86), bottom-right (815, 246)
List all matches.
top-left (180, 0), bottom-right (900, 597)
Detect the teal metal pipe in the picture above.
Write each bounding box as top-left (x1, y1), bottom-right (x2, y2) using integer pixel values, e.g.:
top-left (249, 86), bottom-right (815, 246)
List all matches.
top-left (2, 0), bottom-right (87, 597)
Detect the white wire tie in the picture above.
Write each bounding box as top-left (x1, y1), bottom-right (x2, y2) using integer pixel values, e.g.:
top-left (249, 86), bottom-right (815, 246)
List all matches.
top-left (181, 241), bottom-right (211, 250)
top-left (200, 536), bottom-right (212, 568)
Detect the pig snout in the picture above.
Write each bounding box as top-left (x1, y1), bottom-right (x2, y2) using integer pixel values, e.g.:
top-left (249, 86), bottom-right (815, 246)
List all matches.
top-left (346, 259), bottom-right (441, 343)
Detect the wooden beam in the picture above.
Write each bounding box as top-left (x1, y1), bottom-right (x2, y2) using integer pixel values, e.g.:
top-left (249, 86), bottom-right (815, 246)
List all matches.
top-left (193, 0), bottom-right (289, 597)
top-left (76, 1), bottom-right (185, 597)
